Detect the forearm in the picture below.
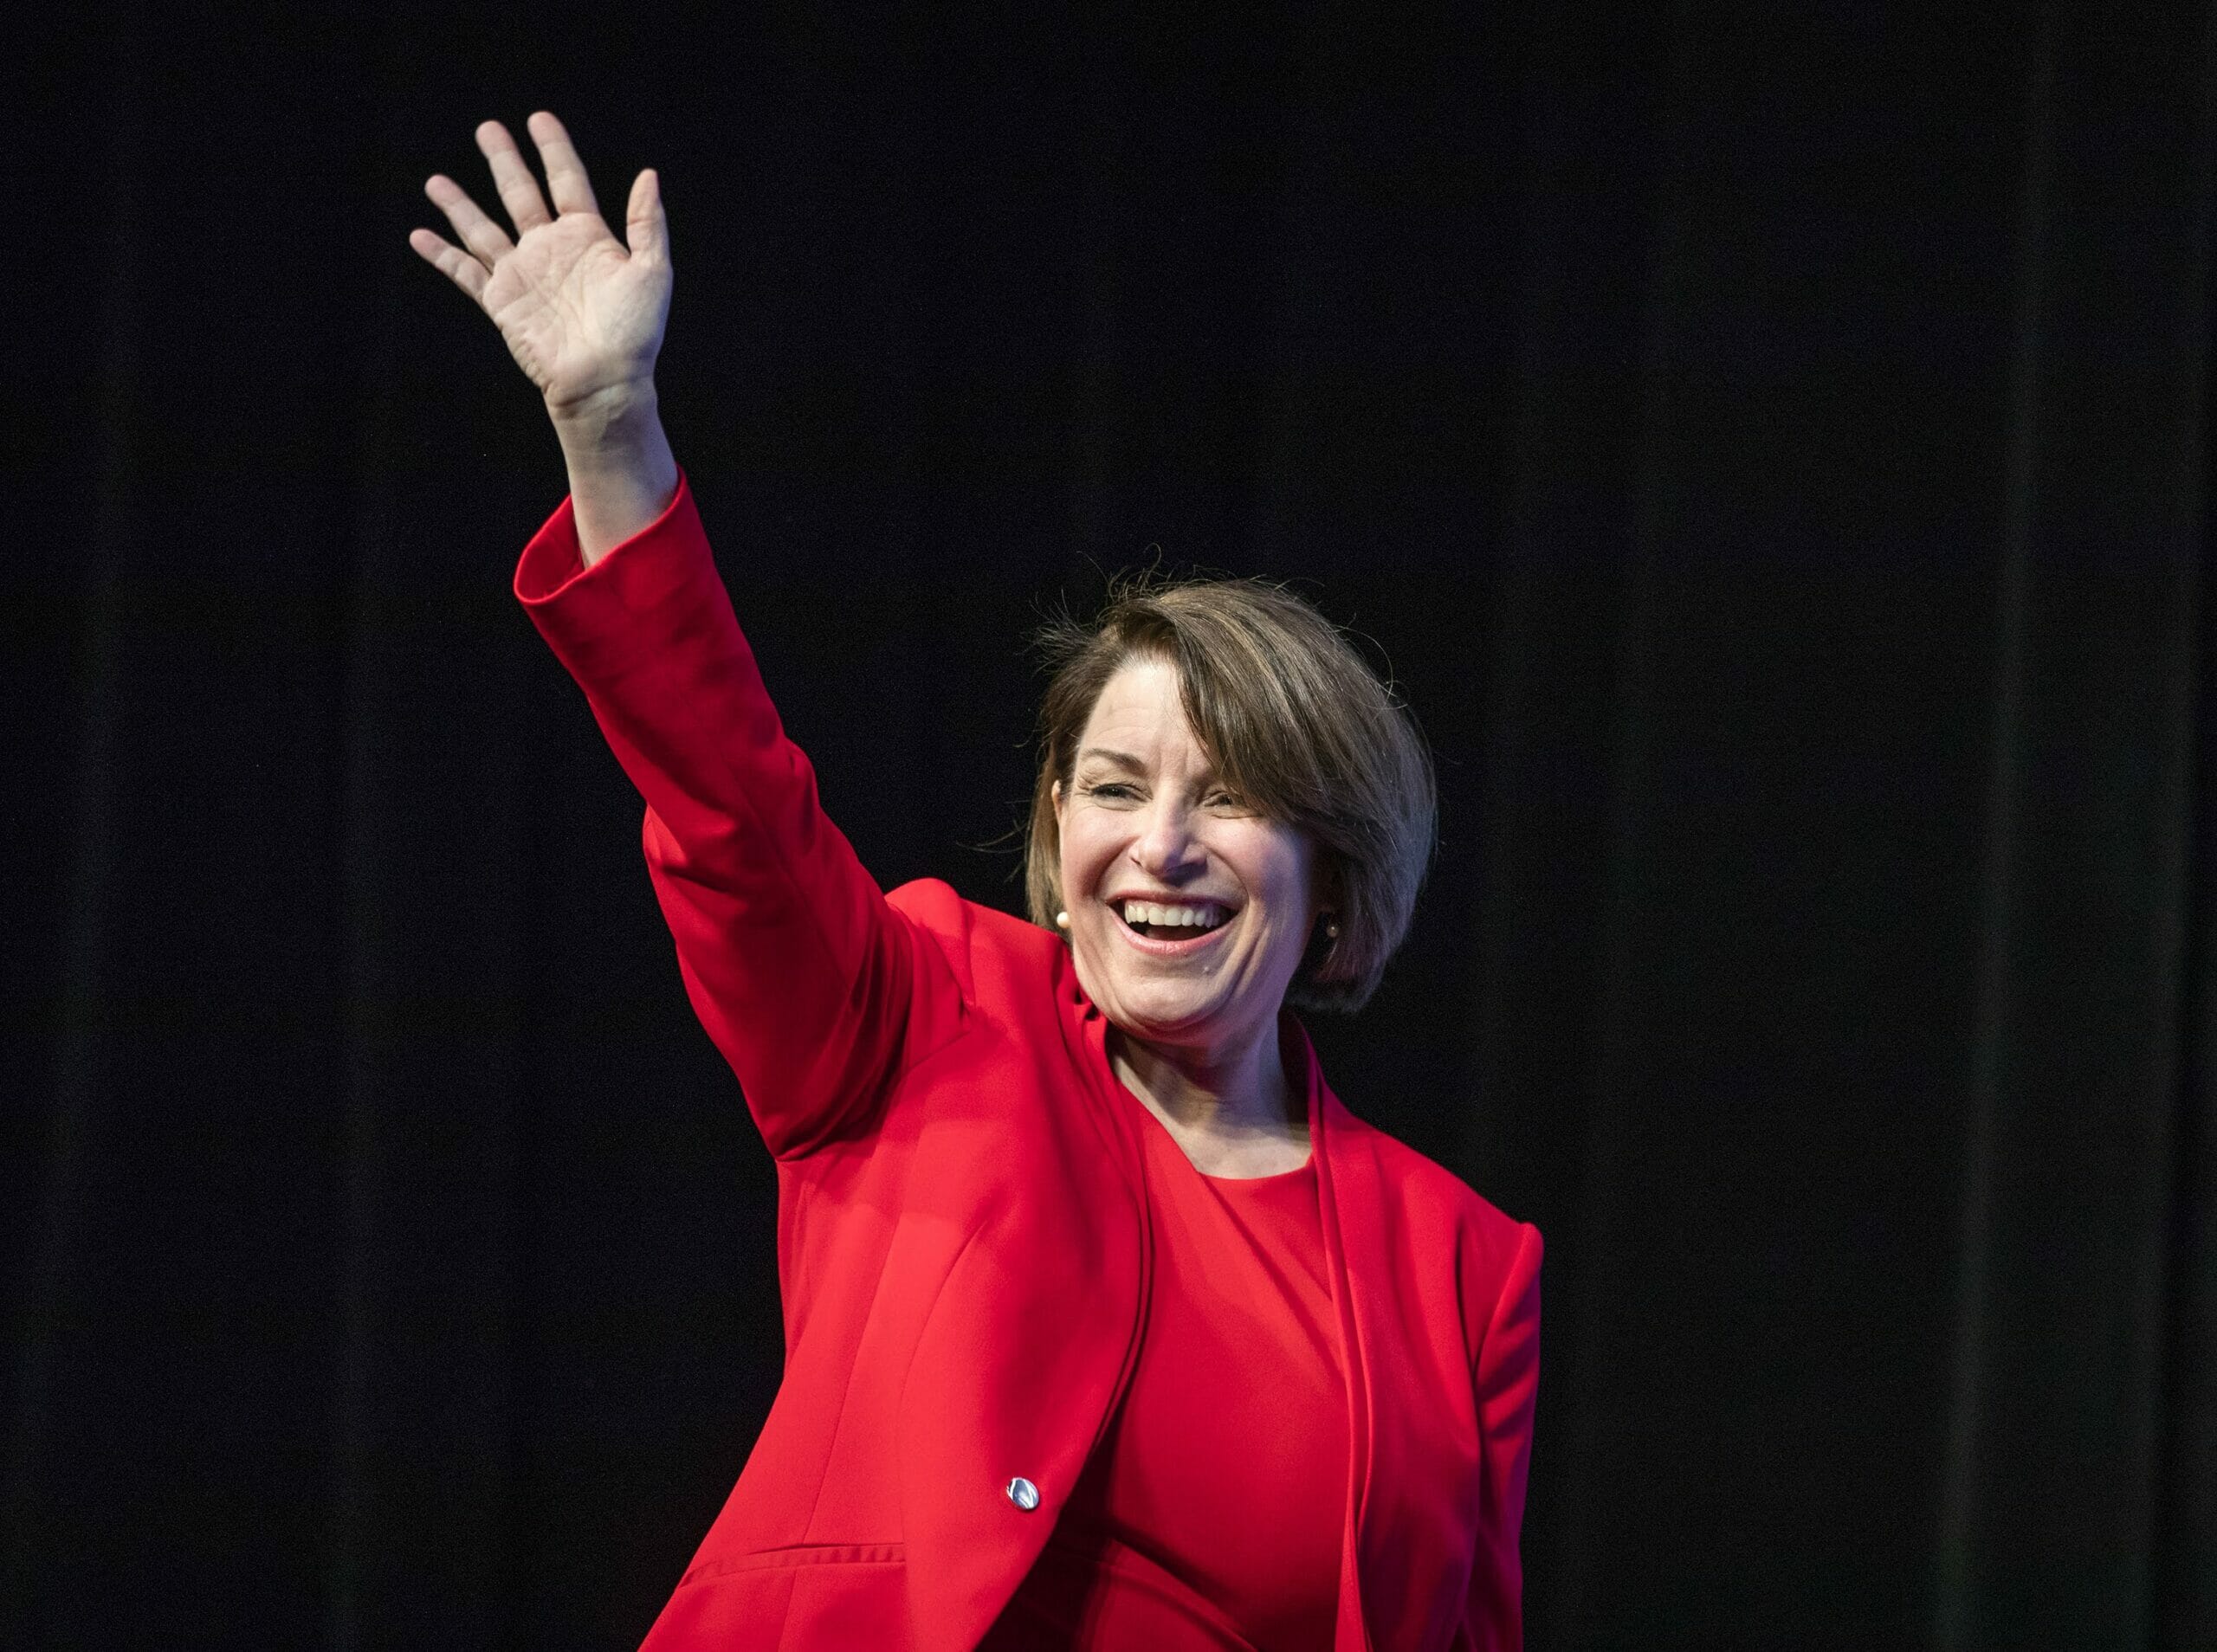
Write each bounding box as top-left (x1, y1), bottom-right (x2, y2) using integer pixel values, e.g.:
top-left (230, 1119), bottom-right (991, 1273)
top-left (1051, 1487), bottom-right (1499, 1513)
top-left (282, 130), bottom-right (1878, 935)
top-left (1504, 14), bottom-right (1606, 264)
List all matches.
top-left (513, 481), bottom-right (925, 1157)
top-left (551, 384), bottom-right (680, 566)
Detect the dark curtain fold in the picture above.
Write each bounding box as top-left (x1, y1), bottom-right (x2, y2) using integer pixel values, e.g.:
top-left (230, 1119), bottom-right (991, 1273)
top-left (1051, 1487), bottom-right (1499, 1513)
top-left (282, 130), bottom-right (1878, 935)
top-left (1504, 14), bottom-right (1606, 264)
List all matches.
top-left (3, 3), bottom-right (2212, 1648)
top-left (1934, 6), bottom-right (2214, 1646)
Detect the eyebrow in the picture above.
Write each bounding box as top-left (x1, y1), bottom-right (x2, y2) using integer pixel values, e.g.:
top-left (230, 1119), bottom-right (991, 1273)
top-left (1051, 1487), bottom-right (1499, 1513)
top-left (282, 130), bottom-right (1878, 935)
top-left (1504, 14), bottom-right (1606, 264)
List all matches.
top-left (1074, 747), bottom-right (1227, 789)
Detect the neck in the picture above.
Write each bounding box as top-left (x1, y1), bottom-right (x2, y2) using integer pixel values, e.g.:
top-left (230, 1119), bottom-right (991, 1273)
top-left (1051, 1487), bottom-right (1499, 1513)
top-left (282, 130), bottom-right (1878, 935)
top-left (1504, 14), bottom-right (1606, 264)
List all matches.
top-left (1108, 1016), bottom-right (1305, 1146)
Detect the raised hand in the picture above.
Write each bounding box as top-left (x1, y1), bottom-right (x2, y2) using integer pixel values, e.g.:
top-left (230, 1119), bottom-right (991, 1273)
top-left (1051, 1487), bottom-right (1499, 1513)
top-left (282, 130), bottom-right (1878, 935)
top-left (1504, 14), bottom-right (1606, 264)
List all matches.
top-left (411, 112), bottom-right (679, 562)
top-left (410, 113), bottom-right (670, 419)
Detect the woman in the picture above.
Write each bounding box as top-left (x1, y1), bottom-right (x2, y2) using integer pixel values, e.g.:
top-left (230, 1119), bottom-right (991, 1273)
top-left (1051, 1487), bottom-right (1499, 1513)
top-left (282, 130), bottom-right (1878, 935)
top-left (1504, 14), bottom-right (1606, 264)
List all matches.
top-left (411, 112), bottom-right (1541, 1652)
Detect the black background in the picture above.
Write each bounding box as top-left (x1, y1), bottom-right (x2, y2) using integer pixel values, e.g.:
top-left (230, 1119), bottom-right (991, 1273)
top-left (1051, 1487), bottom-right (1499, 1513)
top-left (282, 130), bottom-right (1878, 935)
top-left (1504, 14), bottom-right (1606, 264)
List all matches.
top-left (4, 2), bottom-right (2213, 1648)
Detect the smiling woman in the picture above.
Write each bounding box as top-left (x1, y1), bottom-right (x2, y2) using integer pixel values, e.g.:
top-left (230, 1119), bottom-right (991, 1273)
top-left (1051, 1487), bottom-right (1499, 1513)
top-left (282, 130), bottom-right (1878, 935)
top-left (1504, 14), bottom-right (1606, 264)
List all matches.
top-left (412, 109), bottom-right (1542, 1652)
top-left (1031, 583), bottom-right (1438, 1183)
top-left (1030, 576), bottom-right (1437, 1015)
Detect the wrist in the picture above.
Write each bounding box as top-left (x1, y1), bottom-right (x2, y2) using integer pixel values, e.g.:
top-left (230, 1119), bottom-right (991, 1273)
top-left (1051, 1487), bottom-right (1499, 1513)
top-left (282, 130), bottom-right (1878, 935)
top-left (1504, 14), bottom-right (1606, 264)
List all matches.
top-left (547, 379), bottom-right (662, 451)
top-left (552, 386), bottom-right (681, 566)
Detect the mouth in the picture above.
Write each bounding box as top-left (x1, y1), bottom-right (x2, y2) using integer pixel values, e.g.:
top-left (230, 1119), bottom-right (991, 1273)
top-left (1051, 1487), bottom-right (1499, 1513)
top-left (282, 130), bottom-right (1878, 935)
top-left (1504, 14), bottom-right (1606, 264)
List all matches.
top-left (1108, 897), bottom-right (1235, 956)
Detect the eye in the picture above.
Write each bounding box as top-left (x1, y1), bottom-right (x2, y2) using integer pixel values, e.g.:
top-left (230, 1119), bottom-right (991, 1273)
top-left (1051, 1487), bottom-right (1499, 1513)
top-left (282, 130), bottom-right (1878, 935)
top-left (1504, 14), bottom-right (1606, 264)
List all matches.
top-left (1083, 782), bottom-right (1140, 802)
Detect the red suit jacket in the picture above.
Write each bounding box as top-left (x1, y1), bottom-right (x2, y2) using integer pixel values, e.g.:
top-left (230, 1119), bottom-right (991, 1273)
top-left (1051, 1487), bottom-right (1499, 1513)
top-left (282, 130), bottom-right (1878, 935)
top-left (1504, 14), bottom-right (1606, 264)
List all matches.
top-left (515, 476), bottom-right (1543, 1651)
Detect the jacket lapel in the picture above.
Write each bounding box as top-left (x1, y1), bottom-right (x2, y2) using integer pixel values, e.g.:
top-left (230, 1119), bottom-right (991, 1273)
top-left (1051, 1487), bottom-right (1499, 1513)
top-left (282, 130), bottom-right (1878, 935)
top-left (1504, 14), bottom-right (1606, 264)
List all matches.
top-left (1296, 1017), bottom-right (1381, 1652)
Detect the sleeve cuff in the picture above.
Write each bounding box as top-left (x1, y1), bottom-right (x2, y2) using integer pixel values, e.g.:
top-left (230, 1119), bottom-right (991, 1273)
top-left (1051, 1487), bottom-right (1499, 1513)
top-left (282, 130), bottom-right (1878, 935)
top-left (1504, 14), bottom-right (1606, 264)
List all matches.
top-left (512, 468), bottom-right (697, 609)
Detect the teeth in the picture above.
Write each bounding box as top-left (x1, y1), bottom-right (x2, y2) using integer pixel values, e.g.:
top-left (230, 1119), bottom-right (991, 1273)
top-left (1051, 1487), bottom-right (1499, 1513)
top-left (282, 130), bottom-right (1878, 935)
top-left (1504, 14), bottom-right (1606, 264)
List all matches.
top-left (1119, 900), bottom-right (1226, 931)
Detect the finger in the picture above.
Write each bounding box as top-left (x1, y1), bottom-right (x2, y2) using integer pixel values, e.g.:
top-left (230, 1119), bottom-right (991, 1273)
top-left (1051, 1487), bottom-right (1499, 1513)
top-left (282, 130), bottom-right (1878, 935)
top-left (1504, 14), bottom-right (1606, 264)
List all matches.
top-left (423, 173), bottom-right (515, 266)
top-left (408, 228), bottom-right (490, 303)
top-left (526, 111), bottom-right (600, 217)
top-left (475, 119), bottom-right (553, 234)
top-left (625, 168), bottom-right (669, 263)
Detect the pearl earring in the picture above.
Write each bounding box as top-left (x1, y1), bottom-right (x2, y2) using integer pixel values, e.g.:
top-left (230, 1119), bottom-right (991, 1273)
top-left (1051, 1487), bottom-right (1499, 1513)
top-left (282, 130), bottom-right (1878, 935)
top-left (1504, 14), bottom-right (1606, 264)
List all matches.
top-left (1325, 918), bottom-right (1340, 939)
top-left (1056, 910), bottom-right (1070, 930)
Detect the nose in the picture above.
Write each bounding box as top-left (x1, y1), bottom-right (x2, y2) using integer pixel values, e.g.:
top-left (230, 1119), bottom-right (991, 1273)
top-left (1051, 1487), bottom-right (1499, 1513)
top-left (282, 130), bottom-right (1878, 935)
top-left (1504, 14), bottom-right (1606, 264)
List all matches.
top-left (1130, 797), bottom-right (1207, 881)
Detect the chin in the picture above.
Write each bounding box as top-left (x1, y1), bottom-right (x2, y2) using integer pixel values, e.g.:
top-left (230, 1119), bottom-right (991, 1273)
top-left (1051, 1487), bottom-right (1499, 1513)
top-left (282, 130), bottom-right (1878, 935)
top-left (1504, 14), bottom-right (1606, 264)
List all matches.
top-left (1099, 981), bottom-right (1238, 1044)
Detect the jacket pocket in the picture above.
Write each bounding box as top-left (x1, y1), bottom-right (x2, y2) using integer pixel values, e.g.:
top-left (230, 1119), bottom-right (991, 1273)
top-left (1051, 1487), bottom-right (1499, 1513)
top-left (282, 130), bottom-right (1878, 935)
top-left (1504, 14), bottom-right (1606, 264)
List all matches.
top-left (648, 1546), bottom-right (909, 1650)
top-left (689, 1540), bottom-right (907, 1577)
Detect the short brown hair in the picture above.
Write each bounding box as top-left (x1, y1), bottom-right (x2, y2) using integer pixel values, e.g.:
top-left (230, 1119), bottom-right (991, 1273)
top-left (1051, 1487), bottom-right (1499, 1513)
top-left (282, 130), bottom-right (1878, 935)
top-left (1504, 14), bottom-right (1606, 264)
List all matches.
top-left (1024, 574), bottom-right (1436, 1013)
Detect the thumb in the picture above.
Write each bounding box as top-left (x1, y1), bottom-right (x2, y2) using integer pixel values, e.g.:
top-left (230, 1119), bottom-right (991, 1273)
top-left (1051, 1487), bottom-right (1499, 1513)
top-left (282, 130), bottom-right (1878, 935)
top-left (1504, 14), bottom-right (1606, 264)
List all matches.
top-left (626, 168), bottom-right (669, 264)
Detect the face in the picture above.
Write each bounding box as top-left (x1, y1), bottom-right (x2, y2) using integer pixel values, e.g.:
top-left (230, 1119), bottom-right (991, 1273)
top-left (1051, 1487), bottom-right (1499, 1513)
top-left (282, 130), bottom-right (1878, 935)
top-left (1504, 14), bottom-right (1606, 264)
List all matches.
top-left (1053, 657), bottom-right (1325, 1062)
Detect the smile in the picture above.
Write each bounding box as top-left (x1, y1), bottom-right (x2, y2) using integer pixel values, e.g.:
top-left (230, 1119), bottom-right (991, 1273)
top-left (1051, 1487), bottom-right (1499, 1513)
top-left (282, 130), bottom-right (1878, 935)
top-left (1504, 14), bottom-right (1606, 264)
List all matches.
top-left (1110, 899), bottom-right (1234, 956)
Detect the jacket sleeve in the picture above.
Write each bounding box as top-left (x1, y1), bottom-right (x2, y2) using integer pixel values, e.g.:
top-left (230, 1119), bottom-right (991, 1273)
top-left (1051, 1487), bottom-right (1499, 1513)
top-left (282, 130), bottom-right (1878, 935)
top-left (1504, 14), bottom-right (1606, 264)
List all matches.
top-left (514, 474), bottom-right (957, 1158)
top-left (1464, 1220), bottom-right (1542, 1651)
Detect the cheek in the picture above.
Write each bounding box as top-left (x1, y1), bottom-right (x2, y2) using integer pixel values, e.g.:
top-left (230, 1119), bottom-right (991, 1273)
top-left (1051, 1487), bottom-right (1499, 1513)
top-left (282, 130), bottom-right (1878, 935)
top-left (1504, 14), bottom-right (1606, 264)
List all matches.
top-left (1058, 817), bottom-right (1111, 899)
top-left (1238, 832), bottom-right (1315, 920)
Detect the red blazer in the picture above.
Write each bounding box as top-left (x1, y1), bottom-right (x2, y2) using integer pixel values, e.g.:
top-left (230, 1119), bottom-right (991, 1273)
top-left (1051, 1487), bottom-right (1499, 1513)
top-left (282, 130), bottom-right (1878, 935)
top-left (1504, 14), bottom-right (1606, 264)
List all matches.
top-left (515, 476), bottom-right (1542, 1652)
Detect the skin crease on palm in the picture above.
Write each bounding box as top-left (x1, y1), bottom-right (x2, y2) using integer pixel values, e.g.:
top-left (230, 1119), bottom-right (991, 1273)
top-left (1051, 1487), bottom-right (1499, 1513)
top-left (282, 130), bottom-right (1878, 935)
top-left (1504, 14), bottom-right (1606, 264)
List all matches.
top-left (1054, 659), bottom-right (1329, 1173)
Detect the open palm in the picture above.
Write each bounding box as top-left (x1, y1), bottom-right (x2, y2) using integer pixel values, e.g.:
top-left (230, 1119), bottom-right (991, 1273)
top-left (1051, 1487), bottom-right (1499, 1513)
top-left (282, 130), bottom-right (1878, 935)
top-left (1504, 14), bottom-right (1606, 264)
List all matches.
top-left (410, 113), bottom-right (670, 415)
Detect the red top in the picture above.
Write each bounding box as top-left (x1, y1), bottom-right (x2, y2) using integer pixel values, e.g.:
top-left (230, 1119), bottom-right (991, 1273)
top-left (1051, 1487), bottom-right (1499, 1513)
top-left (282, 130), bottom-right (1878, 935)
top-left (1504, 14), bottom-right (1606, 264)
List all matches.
top-left (984, 1094), bottom-right (1347, 1650)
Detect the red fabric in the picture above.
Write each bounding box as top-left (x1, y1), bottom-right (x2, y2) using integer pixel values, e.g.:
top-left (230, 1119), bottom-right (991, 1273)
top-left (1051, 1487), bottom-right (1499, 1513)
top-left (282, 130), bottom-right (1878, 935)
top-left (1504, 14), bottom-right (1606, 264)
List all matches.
top-left (986, 1090), bottom-right (1348, 1649)
top-left (514, 474), bottom-right (1543, 1652)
